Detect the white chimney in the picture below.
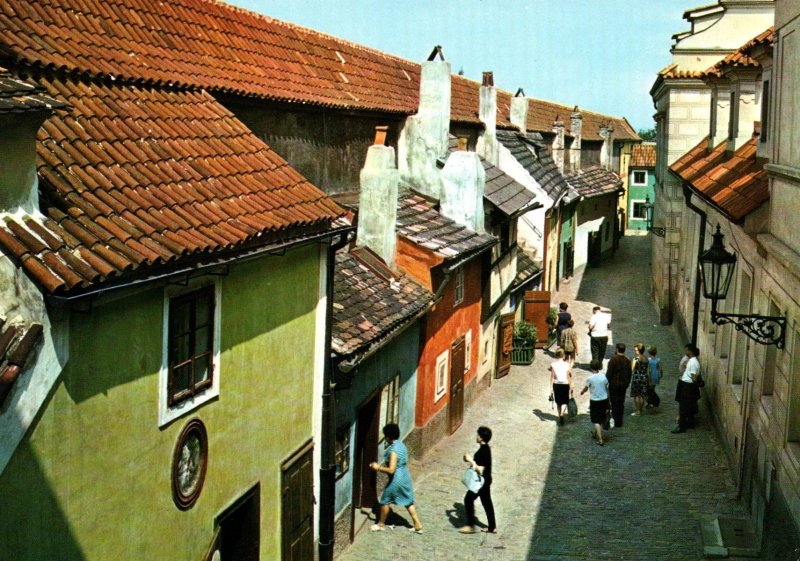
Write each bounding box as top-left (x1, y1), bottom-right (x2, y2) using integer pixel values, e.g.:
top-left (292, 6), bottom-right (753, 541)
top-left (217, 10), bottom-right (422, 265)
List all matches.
top-left (398, 46), bottom-right (451, 199)
top-left (440, 137), bottom-right (485, 234)
top-left (510, 88), bottom-right (528, 132)
top-left (477, 71), bottom-right (499, 165)
top-left (551, 118), bottom-right (565, 173)
top-left (357, 126), bottom-right (399, 267)
top-left (599, 124), bottom-right (615, 170)
top-left (570, 107), bottom-right (583, 172)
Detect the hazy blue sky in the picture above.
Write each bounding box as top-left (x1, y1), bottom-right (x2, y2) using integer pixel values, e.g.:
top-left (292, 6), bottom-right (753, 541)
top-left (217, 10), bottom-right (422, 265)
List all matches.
top-left (227, 1), bottom-right (703, 131)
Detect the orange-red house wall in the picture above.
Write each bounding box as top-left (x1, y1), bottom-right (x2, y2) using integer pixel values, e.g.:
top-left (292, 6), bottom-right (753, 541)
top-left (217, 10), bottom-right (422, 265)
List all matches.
top-left (414, 257), bottom-right (482, 427)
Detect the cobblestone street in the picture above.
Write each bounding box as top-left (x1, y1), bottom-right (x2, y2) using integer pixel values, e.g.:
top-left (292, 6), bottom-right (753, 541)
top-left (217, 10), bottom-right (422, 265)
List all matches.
top-left (338, 236), bottom-right (756, 561)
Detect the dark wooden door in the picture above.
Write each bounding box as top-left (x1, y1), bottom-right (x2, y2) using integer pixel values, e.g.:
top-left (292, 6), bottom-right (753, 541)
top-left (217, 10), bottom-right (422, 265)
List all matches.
top-left (563, 240), bottom-right (574, 278)
top-left (588, 231), bottom-right (602, 267)
top-left (496, 313), bottom-right (514, 379)
top-left (448, 337), bottom-right (466, 435)
top-left (524, 290), bottom-right (551, 348)
top-left (281, 442), bottom-right (314, 561)
top-left (217, 485), bottom-right (260, 561)
top-left (351, 392), bottom-right (380, 540)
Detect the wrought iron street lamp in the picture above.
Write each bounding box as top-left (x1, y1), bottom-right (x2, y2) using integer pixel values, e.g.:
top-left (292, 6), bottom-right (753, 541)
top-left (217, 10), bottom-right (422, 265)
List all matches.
top-left (698, 225), bottom-right (786, 348)
top-left (643, 196), bottom-right (666, 237)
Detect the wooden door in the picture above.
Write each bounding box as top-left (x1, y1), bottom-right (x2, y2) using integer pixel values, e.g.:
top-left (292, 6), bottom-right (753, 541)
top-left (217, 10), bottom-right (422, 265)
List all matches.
top-left (351, 392), bottom-right (380, 540)
top-left (448, 337), bottom-right (466, 435)
top-left (563, 240), bottom-right (574, 278)
top-left (496, 313), bottom-right (514, 379)
top-left (281, 442), bottom-right (314, 561)
top-left (524, 290), bottom-right (551, 348)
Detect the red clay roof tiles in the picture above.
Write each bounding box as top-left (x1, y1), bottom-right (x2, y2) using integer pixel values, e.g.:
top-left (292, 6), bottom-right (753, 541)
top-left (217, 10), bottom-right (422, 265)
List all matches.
top-left (525, 98), bottom-right (638, 141)
top-left (670, 136), bottom-right (768, 221)
top-left (630, 144), bottom-right (656, 168)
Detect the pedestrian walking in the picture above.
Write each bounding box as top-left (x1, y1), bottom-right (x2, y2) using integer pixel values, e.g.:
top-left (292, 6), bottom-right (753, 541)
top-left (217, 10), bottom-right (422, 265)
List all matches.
top-left (673, 345), bottom-right (702, 433)
top-left (646, 345), bottom-right (662, 409)
top-left (606, 343), bottom-right (632, 427)
top-left (549, 348), bottom-right (573, 426)
top-left (458, 426), bottom-right (497, 534)
top-left (560, 319), bottom-right (579, 367)
top-left (588, 306), bottom-right (610, 362)
top-left (580, 359), bottom-right (609, 446)
top-left (369, 423), bottom-right (424, 534)
top-left (629, 343), bottom-right (649, 416)
top-left (556, 302), bottom-right (571, 347)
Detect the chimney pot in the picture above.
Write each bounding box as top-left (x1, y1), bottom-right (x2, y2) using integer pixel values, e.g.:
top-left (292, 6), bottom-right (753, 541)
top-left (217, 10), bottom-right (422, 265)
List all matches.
top-left (373, 126), bottom-right (388, 146)
top-left (457, 136), bottom-right (469, 151)
top-left (482, 72), bottom-right (494, 87)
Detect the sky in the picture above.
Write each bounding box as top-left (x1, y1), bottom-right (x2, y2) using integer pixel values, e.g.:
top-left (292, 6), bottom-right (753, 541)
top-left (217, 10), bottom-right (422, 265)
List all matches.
top-left (226, 0), bottom-right (704, 132)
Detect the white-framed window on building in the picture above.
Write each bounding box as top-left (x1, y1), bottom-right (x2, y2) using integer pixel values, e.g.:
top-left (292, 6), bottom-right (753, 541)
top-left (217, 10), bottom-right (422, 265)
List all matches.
top-left (464, 330), bottom-right (472, 373)
top-left (630, 200), bottom-right (647, 221)
top-left (632, 170), bottom-right (647, 185)
top-left (453, 266), bottom-right (465, 307)
top-left (434, 350), bottom-right (449, 402)
top-left (159, 280), bottom-right (222, 427)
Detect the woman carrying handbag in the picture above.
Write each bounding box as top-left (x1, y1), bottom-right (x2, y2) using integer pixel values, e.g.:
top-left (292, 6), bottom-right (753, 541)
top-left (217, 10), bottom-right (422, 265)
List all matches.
top-left (458, 426), bottom-right (497, 534)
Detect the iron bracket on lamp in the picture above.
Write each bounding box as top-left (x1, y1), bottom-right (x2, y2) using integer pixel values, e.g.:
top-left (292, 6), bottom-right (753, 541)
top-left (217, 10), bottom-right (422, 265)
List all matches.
top-left (700, 225), bottom-right (786, 349)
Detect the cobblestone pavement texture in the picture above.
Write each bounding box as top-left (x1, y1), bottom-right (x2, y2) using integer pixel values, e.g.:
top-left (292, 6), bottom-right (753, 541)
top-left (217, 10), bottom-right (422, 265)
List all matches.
top-left (337, 236), bottom-right (756, 561)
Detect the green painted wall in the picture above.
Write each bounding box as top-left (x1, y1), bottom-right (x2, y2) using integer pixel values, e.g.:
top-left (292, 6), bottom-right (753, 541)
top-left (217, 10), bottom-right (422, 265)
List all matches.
top-left (627, 167), bottom-right (656, 231)
top-left (559, 204), bottom-right (575, 278)
top-left (0, 244), bottom-right (322, 560)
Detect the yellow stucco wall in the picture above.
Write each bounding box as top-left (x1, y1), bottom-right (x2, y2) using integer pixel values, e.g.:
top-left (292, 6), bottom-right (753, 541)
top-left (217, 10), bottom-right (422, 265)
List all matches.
top-left (0, 244), bottom-right (322, 560)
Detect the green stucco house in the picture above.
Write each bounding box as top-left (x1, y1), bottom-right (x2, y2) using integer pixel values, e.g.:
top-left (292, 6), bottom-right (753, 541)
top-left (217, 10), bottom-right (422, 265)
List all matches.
top-left (627, 144), bottom-right (657, 231)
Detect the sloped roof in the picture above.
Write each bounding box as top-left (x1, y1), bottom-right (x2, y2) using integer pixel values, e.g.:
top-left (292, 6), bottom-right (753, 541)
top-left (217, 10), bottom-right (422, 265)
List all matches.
top-left (0, 0), bottom-right (513, 127)
top-left (657, 63), bottom-right (705, 80)
top-left (704, 28), bottom-right (772, 78)
top-left (742, 26), bottom-right (775, 56)
top-left (670, 136), bottom-right (768, 221)
top-left (0, 76), bottom-right (344, 295)
top-left (630, 144), bottom-right (656, 168)
top-left (332, 247), bottom-right (432, 359)
top-left (496, 130), bottom-right (570, 200)
top-left (567, 167), bottom-right (622, 199)
top-left (513, 250), bottom-right (541, 289)
top-left (396, 193), bottom-right (496, 260)
top-left (0, 68), bottom-right (64, 114)
top-left (525, 98), bottom-right (639, 141)
top-left (0, 318), bottom-right (42, 406)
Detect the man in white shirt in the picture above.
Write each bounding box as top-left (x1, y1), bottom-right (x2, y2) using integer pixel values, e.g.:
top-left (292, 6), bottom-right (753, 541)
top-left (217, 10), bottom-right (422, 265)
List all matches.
top-left (588, 306), bottom-right (610, 362)
top-left (581, 359), bottom-right (609, 445)
top-left (673, 344), bottom-right (702, 433)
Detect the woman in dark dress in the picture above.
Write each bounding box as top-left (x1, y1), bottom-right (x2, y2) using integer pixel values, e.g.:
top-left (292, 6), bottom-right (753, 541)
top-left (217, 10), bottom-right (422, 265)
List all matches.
top-left (458, 426), bottom-right (497, 534)
top-left (629, 343), bottom-right (649, 416)
top-left (556, 302), bottom-right (571, 348)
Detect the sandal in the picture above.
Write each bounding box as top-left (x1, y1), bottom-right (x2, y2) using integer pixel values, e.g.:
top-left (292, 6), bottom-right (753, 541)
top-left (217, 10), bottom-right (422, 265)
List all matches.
top-left (458, 526), bottom-right (476, 534)
top-left (370, 524), bottom-right (385, 532)
top-left (409, 527), bottom-right (424, 534)
top-left (481, 528), bottom-right (498, 534)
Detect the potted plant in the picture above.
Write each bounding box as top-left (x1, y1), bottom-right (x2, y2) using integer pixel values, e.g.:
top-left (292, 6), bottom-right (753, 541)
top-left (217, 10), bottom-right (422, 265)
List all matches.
top-left (545, 306), bottom-right (558, 347)
top-left (512, 320), bottom-right (537, 365)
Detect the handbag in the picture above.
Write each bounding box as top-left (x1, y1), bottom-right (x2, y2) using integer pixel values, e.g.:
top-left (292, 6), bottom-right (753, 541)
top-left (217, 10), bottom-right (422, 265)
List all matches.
top-left (567, 397), bottom-right (578, 417)
top-left (603, 400), bottom-right (614, 430)
top-left (462, 467), bottom-right (484, 494)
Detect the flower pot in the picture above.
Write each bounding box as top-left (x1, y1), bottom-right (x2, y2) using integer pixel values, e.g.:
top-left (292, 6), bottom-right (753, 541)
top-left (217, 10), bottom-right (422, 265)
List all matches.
top-left (511, 344), bottom-right (535, 365)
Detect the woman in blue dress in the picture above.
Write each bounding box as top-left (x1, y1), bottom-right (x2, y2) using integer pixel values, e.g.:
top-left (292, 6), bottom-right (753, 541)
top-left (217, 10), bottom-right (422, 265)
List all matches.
top-left (369, 423), bottom-right (424, 534)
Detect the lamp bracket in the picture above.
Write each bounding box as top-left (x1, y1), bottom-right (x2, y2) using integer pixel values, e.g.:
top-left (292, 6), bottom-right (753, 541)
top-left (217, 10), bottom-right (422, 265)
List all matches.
top-left (649, 226), bottom-right (666, 238)
top-left (711, 312), bottom-right (787, 349)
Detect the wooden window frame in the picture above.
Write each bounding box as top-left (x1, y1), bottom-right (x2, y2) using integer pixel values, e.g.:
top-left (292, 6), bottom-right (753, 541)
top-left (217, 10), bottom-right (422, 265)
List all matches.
top-left (168, 285), bottom-right (216, 407)
top-left (453, 267), bottom-right (465, 307)
top-left (334, 426), bottom-right (351, 480)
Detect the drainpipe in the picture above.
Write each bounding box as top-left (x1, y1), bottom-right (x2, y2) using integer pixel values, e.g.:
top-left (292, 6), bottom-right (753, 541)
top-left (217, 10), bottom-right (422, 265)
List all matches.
top-left (683, 184), bottom-right (706, 347)
top-left (319, 231), bottom-right (351, 561)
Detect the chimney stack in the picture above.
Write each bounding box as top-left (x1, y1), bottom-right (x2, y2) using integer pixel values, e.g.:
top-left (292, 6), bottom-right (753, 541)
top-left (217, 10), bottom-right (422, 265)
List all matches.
top-left (440, 137), bottom-right (485, 234)
top-left (398, 46), bottom-right (451, 199)
top-left (599, 124), bottom-right (615, 170)
top-left (569, 107), bottom-right (583, 172)
top-left (551, 117), bottom-right (566, 173)
top-left (510, 88), bottom-right (528, 132)
top-left (477, 71), bottom-right (499, 165)
top-left (357, 127), bottom-right (400, 267)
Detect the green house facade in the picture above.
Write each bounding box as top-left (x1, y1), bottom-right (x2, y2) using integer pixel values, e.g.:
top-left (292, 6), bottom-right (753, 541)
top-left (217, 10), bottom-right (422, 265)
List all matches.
top-left (627, 144), bottom-right (657, 232)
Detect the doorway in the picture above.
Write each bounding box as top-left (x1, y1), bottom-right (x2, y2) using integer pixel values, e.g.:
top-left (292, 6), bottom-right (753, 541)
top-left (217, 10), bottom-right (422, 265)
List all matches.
top-left (448, 337), bottom-right (466, 434)
top-left (351, 392), bottom-right (381, 540)
top-left (496, 313), bottom-right (514, 379)
top-left (281, 441), bottom-right (314, 561)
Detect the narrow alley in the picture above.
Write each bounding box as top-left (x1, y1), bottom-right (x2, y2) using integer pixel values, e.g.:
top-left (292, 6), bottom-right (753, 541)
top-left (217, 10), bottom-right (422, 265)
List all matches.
top-left (338, 235), bottom-right (754, 561)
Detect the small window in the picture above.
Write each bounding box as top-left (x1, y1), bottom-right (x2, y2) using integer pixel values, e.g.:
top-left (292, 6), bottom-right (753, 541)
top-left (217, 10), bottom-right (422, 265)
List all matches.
top-left (632, 170), bottom-right (647, 185)
top-left (380, 373), bottom-right (400, 434)
top-left (334, 426), bottom-right (351, 479)
top-left (760, 80), bottom-right (770, 143)
top-left (434, 350), bottom-right (449, 402)
top-left (453, 267), bottom-right (465, 307)
top-left (631, 201), bottom-right (647, 220)
top-left (464, 330), bottom-right (472, 373)
top-left (728, 91), bottom-right (737, 141)
top-left (168, 286), bottom-right (215, 406)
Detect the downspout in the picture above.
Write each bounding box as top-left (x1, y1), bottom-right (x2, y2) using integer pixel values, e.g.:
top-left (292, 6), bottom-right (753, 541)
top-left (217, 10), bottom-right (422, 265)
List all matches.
top-left (683, 184), bottom-right (706, 346)
top-left (319, 231), bottom-right (351, 561)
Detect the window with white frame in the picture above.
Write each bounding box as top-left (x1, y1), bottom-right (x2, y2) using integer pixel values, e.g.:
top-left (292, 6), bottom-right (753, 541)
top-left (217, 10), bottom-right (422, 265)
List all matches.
top-left (159, 280), bottom-right (222, 426)
top-left (630, 200), bottom-right (647, 220)
top-left (464, 330), bottom-right (472, 373)
top-left (632, 170), bottom-right (647, 185)
top-left (434, 350), bottom-right (449, 402)
top-left (453, 266), bottom-right (465, 307)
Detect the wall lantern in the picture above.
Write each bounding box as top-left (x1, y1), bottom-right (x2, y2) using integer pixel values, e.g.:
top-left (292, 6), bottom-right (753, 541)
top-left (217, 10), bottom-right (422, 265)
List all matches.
top-left (643, 196), bottom-right (666, 238)
top-left (699, 225), bottom-right (786, 348)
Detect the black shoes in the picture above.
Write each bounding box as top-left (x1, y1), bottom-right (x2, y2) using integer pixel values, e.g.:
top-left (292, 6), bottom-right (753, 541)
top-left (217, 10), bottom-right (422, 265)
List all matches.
top-left (559, 416), bottom-right (565, 426)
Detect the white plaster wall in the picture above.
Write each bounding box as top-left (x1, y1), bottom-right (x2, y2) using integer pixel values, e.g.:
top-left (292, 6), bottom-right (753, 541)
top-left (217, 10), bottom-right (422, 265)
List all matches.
top-left (489, 250), bottom-right (517, 307)
top-left (0, 250), bottom-right (68, 476)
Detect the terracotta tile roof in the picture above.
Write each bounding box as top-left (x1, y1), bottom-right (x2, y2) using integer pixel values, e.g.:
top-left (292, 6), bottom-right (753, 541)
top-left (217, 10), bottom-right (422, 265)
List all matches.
top-left (742, 27), bottom-right (775, 55)
top-left (704, 29), bottom-right (772, 77)
top-left (0, 68), bottom-right (64, 114)
top-left (630, 144), bottom-right (656, 168)
top-left (496, 130), bottom-right (570, 200)
top-left (0, 318), bottom-right (43, 406)
top-left (525, 98), bottom-right (639, 141)
top-left (0, 76), bottom-right (344, 295)
top-left (513, 250), bottom-right (541, 289)
top-left (332, 247), bottom-right (432, 359)
top-left (396, 193), bottom-right (496, 260)
top-left (658, 63), bottom-right (705, 80)
top-left (567, 167), bottom-right (622, 199)
top-left (446, 136), bottom-right (538, 216)
top-left (670, 136), bottom-right (768, 221)
top-left (0, 0), bottom-right (504, 126)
